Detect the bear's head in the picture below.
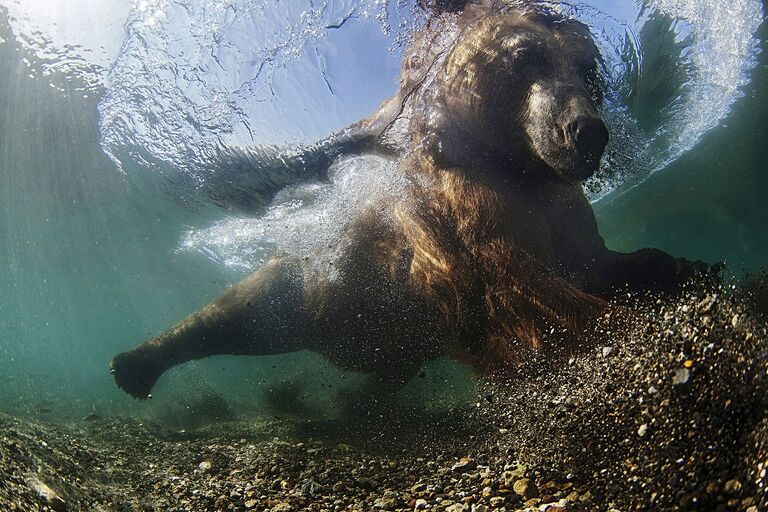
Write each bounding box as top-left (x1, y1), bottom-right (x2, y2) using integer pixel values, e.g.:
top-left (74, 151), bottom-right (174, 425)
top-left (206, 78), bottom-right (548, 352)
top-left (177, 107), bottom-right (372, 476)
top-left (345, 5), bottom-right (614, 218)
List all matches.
top-left (405, 3), bottom-right (608, 181)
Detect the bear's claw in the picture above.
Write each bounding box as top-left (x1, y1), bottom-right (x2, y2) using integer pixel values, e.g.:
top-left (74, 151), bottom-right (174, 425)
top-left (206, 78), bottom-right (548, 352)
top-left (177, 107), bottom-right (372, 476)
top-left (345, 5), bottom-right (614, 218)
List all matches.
top-left (110, 350), bottom-right (161, 400)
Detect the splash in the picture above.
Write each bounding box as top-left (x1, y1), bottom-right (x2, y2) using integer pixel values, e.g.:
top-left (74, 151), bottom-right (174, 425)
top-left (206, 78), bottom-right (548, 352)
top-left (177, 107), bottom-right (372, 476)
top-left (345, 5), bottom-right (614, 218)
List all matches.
top-left (180, 154), bottom-right (408, 274)
top-left (574, 0), bottom-right (764, 200)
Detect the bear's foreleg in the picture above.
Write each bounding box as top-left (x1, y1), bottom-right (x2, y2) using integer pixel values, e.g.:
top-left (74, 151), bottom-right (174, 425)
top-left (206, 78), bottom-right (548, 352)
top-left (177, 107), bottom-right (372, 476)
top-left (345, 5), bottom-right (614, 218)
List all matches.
top-left (110, 258), bottom-right (310, 399)
top-left (587, 248), bottom-right (722, 296)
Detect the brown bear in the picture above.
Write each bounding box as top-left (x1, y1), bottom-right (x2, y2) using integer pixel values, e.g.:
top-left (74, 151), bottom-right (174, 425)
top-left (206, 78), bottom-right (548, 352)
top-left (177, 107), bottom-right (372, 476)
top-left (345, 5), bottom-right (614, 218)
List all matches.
top-left (111, 0), bottom-right (715, 399)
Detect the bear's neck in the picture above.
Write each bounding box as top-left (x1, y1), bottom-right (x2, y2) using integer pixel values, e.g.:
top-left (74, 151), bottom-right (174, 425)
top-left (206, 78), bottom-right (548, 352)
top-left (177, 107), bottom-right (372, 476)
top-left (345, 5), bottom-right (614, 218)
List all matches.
top-left (408, 150), bottom-right (568, 263)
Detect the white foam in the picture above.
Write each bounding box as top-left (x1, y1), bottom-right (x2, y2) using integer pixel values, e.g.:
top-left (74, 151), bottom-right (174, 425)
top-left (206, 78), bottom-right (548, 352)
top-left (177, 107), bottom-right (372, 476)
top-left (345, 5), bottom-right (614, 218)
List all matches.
top-left (577, 0), bottom-right (763, 200)
top-left (645, 0), bottom-right (763, 163)
top-left (180, 154), bottom-right (408, 275)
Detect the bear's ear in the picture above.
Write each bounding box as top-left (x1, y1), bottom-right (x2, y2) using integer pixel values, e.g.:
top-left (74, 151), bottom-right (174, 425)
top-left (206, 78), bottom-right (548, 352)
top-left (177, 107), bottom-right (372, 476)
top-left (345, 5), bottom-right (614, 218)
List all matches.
top-left (417, 0), bottom-right (469, 15)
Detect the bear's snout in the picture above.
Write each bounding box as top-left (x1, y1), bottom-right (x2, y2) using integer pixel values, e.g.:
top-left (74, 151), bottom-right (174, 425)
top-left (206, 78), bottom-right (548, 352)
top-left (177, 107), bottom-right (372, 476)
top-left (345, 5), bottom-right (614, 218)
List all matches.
top-left (524, 80), bottom-right (608, 181)
top-left (566, 116), bottom-right (609, 179)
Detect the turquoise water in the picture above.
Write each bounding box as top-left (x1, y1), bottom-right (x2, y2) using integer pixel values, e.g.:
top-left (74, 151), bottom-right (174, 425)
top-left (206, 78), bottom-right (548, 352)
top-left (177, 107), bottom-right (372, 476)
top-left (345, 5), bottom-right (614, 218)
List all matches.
top-left (596, 17), bottom-right (768, 273)
top-left (0, 0), bottom-right (765, 422)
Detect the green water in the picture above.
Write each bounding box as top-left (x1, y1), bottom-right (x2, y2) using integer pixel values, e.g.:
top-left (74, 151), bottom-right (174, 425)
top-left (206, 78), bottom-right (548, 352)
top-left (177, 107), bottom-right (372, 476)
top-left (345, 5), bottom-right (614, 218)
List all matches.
top-left (0, 6), bottom-right (765, 422)
top-left (595, 18), bottom-right (768, 273)
top-left (0, 13), bottom-right (229, 415)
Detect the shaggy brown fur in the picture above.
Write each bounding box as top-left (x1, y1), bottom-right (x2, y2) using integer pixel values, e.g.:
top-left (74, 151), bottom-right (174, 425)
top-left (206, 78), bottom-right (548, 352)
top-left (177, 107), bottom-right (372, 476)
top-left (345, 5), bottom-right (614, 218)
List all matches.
top-left (396, 151), bottom-right (609, 373)
top-left (110, 0), bottom-right (717, 399)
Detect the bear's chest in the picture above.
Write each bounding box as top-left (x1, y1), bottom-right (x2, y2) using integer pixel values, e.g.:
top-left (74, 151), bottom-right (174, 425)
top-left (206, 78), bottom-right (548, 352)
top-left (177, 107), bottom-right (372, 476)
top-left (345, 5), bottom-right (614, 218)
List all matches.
top-left (492, 191), bottom-right (558, 266)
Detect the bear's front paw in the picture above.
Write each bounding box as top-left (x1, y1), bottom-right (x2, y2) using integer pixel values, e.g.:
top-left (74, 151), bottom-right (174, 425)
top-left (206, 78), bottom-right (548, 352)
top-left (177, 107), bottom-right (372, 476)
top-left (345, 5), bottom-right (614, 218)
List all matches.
top-left (676, 259), bottom-right (725, 288)
top-left (110, 350), bottom-right (162, 399)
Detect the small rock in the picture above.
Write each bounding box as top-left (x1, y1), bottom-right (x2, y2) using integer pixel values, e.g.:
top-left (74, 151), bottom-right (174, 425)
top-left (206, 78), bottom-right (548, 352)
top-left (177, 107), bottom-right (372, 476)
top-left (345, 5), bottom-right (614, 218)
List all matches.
top-left (356, 477), bottom-right (375, 490)
top-left (375, 490), bottom-right (400, 510)
top-left (672, 368), bottom-right (691, 386)
top-left (540, 505), bottom-right (566, 512)
top-left (490, 496), bottom-right (506, 507)
top-left (271, 503), bottom-right (293, 512)
top-left (374, 497), bottom-right (397, 510)
top-left (244, 499), bottom-right (257, 509)
top-left (502, 464), bottom-right (527, 484)
top-left (601, 346), bottom-right (614, 357)
top-left (452, 457), bottom-right (476, 473)
top-left (415, 498), bottom-right (428, 510)
top-left (26, 476), bottom-right (67, 512)
top-left (697, 295), bottom-right (716, 313)
top-left (513, 478), bottom-right (539, 500)
top-left (471, 505), bottom-right (489, 512)
top-left (445, 504), bottom-right (467, 512)
top-left (723, 479), bottom-right (742, 495)
top-left (198, 460), bottom-right (212, 472)
top-left (637, 424), bottom-right (649, 437)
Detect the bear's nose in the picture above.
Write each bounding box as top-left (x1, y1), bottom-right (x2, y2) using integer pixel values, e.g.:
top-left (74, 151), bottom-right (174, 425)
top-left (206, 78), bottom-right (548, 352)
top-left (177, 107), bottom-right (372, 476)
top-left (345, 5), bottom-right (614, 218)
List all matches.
top-left (568, 116), bottom-right (609, 161)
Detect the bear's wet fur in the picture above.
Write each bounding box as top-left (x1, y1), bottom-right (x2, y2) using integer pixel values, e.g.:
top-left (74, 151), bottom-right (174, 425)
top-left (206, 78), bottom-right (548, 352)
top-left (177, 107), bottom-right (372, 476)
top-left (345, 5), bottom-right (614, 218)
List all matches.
top-left (111, 0), bottom-right (716, 399)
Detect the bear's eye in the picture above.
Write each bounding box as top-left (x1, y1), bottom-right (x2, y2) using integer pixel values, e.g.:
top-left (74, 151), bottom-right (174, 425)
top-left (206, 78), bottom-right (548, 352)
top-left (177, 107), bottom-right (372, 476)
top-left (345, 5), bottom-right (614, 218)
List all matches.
top-left (409, 54), bottom-right (422, 70)
top-left (510, 47), bottom-right (529, 60)
top-left (506, 46), bottom-right (544, 69)
top-left (504, 39), bottom-right (545, 66)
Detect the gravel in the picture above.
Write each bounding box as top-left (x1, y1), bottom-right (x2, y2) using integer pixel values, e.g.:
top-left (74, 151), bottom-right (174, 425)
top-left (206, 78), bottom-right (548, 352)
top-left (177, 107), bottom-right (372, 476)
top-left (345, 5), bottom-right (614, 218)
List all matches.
top-left (0, 281), bottom-right (766, 511)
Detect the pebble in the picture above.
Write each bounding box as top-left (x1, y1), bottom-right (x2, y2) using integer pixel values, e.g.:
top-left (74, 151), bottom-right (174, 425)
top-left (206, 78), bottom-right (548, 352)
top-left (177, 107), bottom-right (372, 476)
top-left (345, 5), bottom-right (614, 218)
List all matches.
top-left (374, 492), bottom-right (399, 510)
top-left (25, 476), bottom-right (67, 512)
top-left (452, 456), bottom-right (476, 473)
top-left (697, 295), bottom-right (716, 313)
top-left (489, 496), bottom-right (505, 507)
top-left (503, 464), bottom-right (527, 483)
top-left (540, 505), bottom-right (566, 512)
top-left (723, 479), bottom-right (742, 495)
top-left (672, 368), bottom-right (691, 386)
top-left (513, 478), bottom-right (539, 499)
